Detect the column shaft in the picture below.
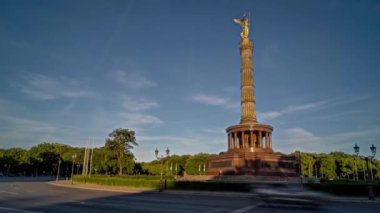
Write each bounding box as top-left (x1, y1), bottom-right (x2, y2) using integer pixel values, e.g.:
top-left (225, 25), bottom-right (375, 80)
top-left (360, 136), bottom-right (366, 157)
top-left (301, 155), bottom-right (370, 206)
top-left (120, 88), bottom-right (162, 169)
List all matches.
top-left (228, 133), bottom-right (232, 150)
top-left (269, 133), bottom-right (272, 149)
top-left (231, 132), bottom-right (236, 149)
top-left (258, 131), bottom-right (262, 148)
top-left (250, 131), bottom-right (253, 147)
top-left (241, 131), bottom-right (245, 149)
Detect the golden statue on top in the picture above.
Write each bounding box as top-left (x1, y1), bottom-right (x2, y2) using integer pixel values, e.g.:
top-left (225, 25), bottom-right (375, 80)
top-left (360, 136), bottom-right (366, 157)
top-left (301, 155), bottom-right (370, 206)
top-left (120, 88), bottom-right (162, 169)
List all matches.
top-left (233, 13), bottom-right (250, 39)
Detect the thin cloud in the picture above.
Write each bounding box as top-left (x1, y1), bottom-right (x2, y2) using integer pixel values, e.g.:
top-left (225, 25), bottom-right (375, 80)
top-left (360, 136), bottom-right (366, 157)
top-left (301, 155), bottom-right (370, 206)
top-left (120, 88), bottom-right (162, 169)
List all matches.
top-left (121, 113), bottom-right (163, 126)
top-left (120, 96), bottom-right (162, 127)
top-left (259, 95), bottom-right (371, 121)
top-left (19, 73), bottom-right (95, 100)
top-left (0, 114), bottom-right (64, 148)
top-left (274, 127), bottom-right (379, 155)
top-left (274, 127), bottom-right (324, 154)
top-left (191, 92), bottom-right (238, 109)
top-left (134, 134), bottom-right (226, 161)
top-left (259, 100), bottom-right (327, 119)
top-left (123, 97), bottom-right (159, 112)
top-left (113, 70), bottom-right (156, 89)
top-left (201, 128), bottom-right (225, 134)
top-left (139, 136), bottom-right (196, 142)
top-left (0, 114), bottom-right (57, 134)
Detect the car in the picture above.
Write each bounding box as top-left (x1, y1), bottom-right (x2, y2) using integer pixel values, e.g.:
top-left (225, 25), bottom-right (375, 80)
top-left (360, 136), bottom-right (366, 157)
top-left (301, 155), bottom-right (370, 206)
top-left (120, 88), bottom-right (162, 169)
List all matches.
top-left (252, 183), bottom-right (330, 209)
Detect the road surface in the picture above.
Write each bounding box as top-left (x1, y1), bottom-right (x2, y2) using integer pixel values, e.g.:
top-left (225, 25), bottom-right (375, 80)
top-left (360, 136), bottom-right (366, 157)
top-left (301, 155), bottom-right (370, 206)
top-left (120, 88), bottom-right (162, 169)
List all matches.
top-left (0, 177), bottom-right (379, 213)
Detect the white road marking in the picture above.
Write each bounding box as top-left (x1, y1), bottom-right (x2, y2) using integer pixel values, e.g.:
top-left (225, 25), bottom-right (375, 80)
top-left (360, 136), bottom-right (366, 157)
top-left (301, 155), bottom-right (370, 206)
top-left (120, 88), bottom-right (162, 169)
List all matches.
top-left (229, 204), bottom-right (257, 213)
top-left (78, 201), bottom-right (93, 206)
top-left (0, 206), bottom-right (44, 213)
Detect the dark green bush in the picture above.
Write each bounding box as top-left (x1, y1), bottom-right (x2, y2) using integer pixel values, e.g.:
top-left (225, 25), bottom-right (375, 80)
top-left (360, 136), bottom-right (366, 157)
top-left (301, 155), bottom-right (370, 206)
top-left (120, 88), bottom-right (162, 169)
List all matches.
top-left (166, 181), bottom-right (250, 192)
top-left (73, 175), bottom-right (251, 191)
top-left (73, 175), bottom-right (162, 189)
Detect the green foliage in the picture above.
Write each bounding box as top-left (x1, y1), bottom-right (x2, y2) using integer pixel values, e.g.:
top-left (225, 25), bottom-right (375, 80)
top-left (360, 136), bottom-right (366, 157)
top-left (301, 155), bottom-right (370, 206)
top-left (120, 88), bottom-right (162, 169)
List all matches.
top-left (1, 132), bottom-right (379, 184)
top-left (316, 155), bottom-right (336, 179)
top-left (141, 154), bottom-right (191, 176)
top-left (73, 175), bottom-right (170, 189)
top-left (72, 175), bottom-right (250, 192)
top-left (105, 128), bottom-right (138, 175)
top-left (300, 153), bottom-right (316, 177)
top-left (185, 153), bottom-right (211, 175)
top-left (294, 151), bottom-right (380, 182)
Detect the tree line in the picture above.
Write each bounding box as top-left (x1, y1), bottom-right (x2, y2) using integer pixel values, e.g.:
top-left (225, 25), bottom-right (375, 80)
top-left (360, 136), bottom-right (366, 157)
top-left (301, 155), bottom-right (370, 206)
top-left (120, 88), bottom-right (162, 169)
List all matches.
top-left (0, 128), bottom-right (138, 177)
top-left (294, 151), bottom-right (380, 181)
top-left (0, 128), bottom-right (379, 181)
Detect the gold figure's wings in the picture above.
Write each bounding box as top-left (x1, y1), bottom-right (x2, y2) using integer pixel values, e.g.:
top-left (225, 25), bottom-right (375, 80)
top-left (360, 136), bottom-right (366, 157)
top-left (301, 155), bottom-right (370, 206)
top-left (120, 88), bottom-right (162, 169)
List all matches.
top-left (233, 18), bottom-right (243, 26)
top-left (233, 17), bottom-right (249, 39)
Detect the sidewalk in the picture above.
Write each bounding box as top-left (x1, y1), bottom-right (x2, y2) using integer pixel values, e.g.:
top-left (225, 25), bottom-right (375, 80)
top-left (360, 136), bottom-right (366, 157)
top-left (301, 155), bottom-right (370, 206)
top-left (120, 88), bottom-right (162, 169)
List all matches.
top-left (49, 180), bottom-right (380, 202)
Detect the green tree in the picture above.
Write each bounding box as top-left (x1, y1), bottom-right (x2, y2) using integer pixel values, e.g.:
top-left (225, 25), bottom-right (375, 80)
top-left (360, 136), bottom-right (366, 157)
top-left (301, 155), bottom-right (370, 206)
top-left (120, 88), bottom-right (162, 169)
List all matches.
top-left (105, 128), bottom-right (138, 175)
top-left (185, 153), bottom-right (210, 175)
top-left (167, 154), bottom-right (190, 176)
top-left (316, 155), bottom-right (336, 180)
top-left (300, 153), bottom-right (315, 177)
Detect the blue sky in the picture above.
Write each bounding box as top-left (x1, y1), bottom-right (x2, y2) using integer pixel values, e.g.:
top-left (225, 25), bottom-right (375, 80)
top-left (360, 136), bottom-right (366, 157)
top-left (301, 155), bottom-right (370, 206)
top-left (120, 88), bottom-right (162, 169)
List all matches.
top-left (1, 0), bottom-right (379, 161)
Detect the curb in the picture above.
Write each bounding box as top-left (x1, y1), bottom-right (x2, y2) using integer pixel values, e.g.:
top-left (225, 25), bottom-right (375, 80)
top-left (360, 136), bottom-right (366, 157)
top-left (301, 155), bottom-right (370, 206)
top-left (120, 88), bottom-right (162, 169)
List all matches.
top-left (48, 181), bottom-right (254, 197)
top-left (48, 181), bottom-right (154, 194)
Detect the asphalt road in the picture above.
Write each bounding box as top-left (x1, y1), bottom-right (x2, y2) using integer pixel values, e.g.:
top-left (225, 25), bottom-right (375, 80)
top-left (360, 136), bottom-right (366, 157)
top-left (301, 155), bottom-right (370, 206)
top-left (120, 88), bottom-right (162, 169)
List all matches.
top-left (1, 177), bottom-right (380, 213)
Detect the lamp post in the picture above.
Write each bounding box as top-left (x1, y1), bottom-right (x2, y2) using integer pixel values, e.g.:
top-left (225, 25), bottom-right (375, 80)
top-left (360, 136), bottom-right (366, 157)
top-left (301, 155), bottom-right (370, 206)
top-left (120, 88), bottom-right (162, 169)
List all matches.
top-left (370, 144), bottom-right (376, 181)
top-left (155, 147), bottom-right (170, 192)
top-left (354, 144), bottom-right (359, 181)
top-left (76, 164), bottom-right (80, 175)
top-left (56, 159), bottom-right (61, 181)
top-left (353, 144), bottom-right (377, 200)
top-left (71, 154), bottom-right (77, 184)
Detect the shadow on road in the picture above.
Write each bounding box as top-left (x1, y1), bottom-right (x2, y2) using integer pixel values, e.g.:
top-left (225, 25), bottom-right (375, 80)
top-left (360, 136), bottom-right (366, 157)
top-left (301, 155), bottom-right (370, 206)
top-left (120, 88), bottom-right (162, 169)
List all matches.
top-left (0, 176), bottom-right (55, 182)
top-left (0, 180), bottom-right (256, 213)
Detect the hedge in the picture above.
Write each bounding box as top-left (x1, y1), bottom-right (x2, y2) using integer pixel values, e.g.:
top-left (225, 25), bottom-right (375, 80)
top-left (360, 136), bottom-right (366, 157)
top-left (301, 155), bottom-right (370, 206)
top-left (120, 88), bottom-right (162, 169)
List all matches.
top-left (73, 175), bottom-right (380, 196)
top-left (73, 175), bottom-right (164, 189)
top-left (307, 183), bottom-right (380, 196)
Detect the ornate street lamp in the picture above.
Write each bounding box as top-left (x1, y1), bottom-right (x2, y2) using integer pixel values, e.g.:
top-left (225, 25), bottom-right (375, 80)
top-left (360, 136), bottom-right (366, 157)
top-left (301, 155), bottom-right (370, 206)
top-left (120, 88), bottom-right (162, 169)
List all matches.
top-left (71, 154), bottom-right (77, 184)
top-left (353, 144), bottom-right (360, 156)
top-left (353, 144), bottom-right (359, 181)
top-left (155, 147), bottom-right (171, 191)
top-left (369, 144), bottom-right (377, 182)
top-left (165, 147), bottom-right (170, 188)
top-left (353, 144), bottom-right (377, 200)
top-left (155, 148), bottom-right (159, 159)
top-left (370, 144), bottom-right (376, 157)
top-left (155, 148), bottom-right (166, 192)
